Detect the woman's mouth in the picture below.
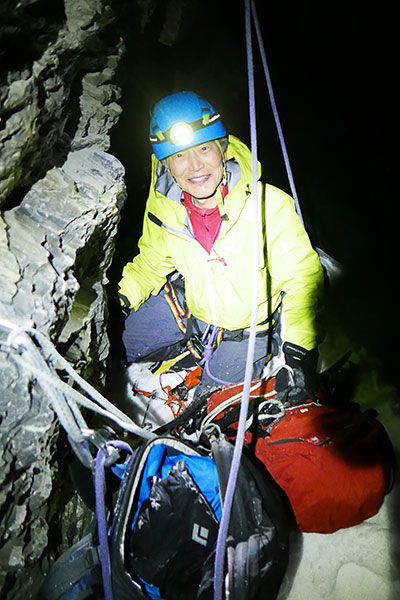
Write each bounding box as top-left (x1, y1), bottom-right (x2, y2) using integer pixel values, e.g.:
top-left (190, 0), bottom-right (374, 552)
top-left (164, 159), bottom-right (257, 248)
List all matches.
top-left (188, 175), bottom-right (210, 185)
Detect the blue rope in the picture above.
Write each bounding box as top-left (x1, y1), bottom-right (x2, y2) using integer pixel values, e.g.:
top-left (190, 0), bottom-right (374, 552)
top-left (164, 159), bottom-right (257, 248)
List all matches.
top-left (212, 1), bottom-right (261, 598)
top-left (251, 0), bottom-right (305, 228)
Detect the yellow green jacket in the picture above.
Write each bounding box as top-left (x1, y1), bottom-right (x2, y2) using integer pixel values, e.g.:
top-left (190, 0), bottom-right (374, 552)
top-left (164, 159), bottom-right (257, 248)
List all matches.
top-left (119, 135), bottom-right (324, 350)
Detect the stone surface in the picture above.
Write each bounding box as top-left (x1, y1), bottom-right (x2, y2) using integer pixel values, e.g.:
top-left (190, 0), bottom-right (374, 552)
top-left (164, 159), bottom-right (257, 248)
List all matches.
top-left (0, 0), bottom-right (125, 209)
top-left (0, 0), bottom-right (194, 594)
top-left (0, 148), bottom-right (126, 598)
top-left (0, 1), bottom-right (130, 597)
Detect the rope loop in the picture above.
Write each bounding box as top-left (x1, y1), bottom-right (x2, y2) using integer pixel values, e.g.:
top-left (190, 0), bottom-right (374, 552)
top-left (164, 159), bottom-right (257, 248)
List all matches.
top-left (0, 318), bottom-right (156, 469)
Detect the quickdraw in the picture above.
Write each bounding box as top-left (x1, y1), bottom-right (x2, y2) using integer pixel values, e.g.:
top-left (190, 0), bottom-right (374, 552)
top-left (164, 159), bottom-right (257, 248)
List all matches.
top-left (132, 365), bottom-right (203, 421)
top-left (162, 365), bottom-right (202, 419)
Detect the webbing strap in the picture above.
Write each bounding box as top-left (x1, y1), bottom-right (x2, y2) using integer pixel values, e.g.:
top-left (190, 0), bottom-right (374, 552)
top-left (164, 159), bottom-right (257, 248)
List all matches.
top-left (164, 280), bottom-right (225, 365)
top-left (164, 281), bottom-right (190, 334)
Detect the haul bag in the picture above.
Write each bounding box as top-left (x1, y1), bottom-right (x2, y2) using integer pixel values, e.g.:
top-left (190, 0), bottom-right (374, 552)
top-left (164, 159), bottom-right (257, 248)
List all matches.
top-left (207, 379), bottom-right (394, 534)
top-left (109, 434), bottom-right (290, 600)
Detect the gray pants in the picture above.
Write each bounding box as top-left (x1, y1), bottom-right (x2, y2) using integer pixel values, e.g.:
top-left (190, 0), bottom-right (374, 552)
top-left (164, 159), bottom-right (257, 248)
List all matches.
top-left (122, 287), bottom-right (270, 395)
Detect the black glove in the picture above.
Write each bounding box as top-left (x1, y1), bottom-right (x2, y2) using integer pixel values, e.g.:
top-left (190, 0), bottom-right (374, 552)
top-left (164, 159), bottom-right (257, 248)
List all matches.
top-left (118, 293), bottom-right (131, 319)
top-left (275, 342), bottom-right (318, 406)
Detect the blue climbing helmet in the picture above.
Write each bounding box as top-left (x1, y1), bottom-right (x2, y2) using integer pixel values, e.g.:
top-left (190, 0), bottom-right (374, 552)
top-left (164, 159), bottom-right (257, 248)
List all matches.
top-left (149, 91), bottom-right (227, 160)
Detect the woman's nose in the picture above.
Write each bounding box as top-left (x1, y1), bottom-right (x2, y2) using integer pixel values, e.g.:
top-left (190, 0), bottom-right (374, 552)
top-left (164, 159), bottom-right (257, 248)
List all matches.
top-left (187, 149), bottom-right (203, 170)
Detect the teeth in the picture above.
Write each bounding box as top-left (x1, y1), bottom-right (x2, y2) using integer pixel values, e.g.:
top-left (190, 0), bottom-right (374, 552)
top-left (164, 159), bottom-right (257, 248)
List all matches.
top-left (190, 176), bottom-right (208, 183)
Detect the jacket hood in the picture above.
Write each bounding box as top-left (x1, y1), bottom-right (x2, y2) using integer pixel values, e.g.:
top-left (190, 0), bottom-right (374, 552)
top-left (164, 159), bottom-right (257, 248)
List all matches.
top-left (225, 134), bottom-right (262, 183)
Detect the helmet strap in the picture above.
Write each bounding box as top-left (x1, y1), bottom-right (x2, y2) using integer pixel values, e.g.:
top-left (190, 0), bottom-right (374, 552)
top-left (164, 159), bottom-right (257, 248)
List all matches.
top-left (216, 183), bottom-right (229, 221)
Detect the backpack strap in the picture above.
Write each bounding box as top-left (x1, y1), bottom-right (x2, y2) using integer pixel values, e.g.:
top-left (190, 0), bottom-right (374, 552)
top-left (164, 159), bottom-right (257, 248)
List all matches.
top-left (39, 533), bottom-right (103, 600)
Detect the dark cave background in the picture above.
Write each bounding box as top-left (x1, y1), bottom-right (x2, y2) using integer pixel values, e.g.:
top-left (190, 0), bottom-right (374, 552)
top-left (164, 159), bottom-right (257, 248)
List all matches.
top-left (107, 1), bottom-right (397, 387)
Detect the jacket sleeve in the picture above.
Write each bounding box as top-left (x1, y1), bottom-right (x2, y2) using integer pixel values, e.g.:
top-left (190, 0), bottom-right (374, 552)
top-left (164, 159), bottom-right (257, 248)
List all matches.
top-left (265, 185), bottom-right (325, 350)
top-left (118, 208), bottom-right (176, 310)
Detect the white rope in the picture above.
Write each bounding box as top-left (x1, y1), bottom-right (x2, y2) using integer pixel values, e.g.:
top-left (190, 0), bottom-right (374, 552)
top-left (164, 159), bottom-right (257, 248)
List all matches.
top-left (200, 381), bottom-right (281, 433)
top-left (0, 319), bottom-right (156, 453)
top-left (1, 321), bottom-right (87, 444)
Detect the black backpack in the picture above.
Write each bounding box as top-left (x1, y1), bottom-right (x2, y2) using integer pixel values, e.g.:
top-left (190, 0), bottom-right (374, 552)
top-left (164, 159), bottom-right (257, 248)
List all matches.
top-left (40, 432), bottom-right (290, 600)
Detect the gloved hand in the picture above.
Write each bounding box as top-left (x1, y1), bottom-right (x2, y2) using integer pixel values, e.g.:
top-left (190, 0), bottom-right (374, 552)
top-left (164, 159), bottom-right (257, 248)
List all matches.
top-left (118, 293), bottom-right (131, 319)
top-left (274, 342), bottom-right (318, 406)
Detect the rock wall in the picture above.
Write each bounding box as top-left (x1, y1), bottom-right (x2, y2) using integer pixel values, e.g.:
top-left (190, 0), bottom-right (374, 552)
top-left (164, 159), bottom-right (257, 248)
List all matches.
top-left (0, 1), bottom-right (129, 597)
top-left (0, 0), bottom-right (222, 596)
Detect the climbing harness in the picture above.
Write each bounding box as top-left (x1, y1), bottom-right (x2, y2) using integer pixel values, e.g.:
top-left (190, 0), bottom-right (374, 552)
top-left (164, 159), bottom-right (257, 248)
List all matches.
top-left (161, 274), bottom-right (277, 390)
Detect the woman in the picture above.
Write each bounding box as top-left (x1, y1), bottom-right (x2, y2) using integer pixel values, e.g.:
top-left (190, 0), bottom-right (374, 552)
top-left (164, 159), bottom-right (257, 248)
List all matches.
top-left (119, 91), bottom-right (324, 400)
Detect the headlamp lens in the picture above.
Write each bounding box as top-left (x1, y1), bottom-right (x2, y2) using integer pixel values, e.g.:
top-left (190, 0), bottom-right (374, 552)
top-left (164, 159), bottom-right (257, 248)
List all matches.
top-left (169, 122), bottom-right (193, 146)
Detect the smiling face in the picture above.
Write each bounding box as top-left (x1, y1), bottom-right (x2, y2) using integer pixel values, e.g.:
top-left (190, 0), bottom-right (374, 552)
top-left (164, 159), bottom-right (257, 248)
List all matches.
top-left (168, 141), bottom-right (224, 208)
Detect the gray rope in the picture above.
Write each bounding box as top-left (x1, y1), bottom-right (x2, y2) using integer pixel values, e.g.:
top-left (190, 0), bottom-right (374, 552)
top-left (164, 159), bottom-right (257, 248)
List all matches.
top-left (251, 0), bottom-right (305, 227)
top-left (0, 319), bottom-right (156, 467)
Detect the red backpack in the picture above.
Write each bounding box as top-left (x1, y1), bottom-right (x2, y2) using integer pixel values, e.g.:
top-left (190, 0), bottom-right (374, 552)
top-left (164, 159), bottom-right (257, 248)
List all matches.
top-left (205, 378), bottom-right (394, 533)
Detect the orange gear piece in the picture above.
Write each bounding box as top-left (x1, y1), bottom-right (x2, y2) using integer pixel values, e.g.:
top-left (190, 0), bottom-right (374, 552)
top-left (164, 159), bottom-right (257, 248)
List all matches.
top-left (184, 366), bottom-right (202, 389)
top-left (163, 366), bottom-right (203, 419)
top-left (165, 389), bottom-right (187, 418)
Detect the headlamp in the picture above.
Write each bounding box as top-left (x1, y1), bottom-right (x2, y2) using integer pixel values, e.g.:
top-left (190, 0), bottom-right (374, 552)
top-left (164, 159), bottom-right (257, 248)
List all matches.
top-left (169, 122), bottom-right (194, 146)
